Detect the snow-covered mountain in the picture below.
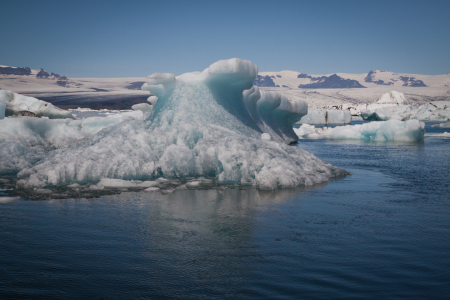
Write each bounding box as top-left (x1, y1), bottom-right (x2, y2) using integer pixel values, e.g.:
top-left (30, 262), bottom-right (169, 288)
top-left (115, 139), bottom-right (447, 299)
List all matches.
top-left (256, 70), bottom-right (450, 89)
top-left (254, 70), bottom-right (450, 109)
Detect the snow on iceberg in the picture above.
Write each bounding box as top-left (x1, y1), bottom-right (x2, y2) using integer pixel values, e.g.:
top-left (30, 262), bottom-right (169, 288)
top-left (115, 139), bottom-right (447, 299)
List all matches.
top-left (294, 119), bottom-right (425, 142)
top-left (0, 90), bottom-right (75, 119)
top-left (14, 58), bottom-right (347, 190)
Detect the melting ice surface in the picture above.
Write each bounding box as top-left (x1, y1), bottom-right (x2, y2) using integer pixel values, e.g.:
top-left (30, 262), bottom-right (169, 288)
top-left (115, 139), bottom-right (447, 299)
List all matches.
top-left (1, 59), bottom-right (348, 190)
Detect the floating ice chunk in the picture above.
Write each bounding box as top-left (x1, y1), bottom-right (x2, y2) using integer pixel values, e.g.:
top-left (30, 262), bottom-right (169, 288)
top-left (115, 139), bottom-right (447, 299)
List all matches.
top-left (34, 188), bottom-right (52, 194)
top-left (361, 105), bottom-right (414, 121)
top-left (293, 124), bottom-right (317, 137)
top-left (0, 90), bottom-right (75, 119)
top-left (425, 132), bottom-right (450, 138)
top-left (361, 101), bottom-right (450, 122)
top-left (186, 181), bottom-right (201, 189)
top-left (137, 181), bottom-right (159, 188)
top-left (144, 187), bottom-right (160, 192)
top-left (160, 188), bottom-right (175, 195)
top-left (327, 110), bottom-right (352, 124)
top-left (296, 120), bottom-right (425, 141)
top-left (297, 110), bottom-right (351, 125)
top-left (14, 58), bottom-right (347, 190)
top-left (97, 178), bottom-right (138, 188)
top-left (432, 122), bottom-right (450, 128)
top-left (297, 110), bottom-right (326, 125)
top-left (90, 185), bottom-right (104, 190)
top-left (0, 196), bottom-right (21, 204)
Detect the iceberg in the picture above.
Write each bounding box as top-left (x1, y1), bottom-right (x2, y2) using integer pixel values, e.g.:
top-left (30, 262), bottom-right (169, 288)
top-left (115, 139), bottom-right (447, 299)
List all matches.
top-left (296, 110), bottom-right (352, 125)
top-left (6, 58), bottom-right (347, 190)
top-left (342, 91), bottom-right (410, 116)
top-left (425, 132), bottom-right (450, 139)
top-left (432, 122), bottom-right (450, 128)
top-left (361, 101), bottom-right (450, 122)
top-left (295, 119), bottom-right (425, 142)
top-left (0, 90), bottom-right (75, 119)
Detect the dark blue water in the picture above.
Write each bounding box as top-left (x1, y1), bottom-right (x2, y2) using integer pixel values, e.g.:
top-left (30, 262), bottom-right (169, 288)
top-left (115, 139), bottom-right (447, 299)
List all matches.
top-left (1, 123), bottom-right (449, 299)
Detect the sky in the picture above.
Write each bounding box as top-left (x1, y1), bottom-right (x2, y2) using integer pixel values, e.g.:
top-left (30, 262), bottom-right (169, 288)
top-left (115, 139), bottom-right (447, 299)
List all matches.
top-left (1, 0), bottom-right (450, 77)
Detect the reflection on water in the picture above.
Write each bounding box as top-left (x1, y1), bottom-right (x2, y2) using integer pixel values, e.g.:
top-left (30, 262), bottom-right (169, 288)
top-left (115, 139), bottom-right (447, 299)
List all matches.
top-left (1, 122), bottom-right (450, 299)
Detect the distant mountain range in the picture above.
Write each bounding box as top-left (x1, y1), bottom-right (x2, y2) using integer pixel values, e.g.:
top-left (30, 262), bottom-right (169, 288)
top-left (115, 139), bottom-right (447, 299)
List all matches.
top-left (254, 70), bottom-right (450, 89)
top-left (0, 65), bottom-right (68, 81)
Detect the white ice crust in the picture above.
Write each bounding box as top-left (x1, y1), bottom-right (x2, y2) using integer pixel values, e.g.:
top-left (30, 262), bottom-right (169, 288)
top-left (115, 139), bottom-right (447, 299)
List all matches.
top-left (294, 119), bottom-right (425, 142)
top-left (3, 58), bottom-right (346, 190)
top-left (0, 90), bottom-right (75, 119)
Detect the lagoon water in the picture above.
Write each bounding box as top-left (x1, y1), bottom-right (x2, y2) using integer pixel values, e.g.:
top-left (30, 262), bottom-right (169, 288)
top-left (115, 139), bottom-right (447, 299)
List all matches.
top-left (1, 122), bottom-right (449, 299)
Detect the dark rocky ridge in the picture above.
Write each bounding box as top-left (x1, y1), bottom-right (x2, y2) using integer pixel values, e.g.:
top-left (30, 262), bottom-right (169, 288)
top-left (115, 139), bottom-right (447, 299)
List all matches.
top-left (252, 75), bottom-right (279, 87)
top-left (365, 70), bottom-right (427, 87)
top-left (299, 74), bottom-right (366, 89)
top-left (0, 66), bottom-right (31, 75)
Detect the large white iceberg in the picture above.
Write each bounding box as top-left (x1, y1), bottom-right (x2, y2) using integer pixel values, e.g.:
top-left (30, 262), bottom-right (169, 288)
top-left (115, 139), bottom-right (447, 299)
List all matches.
top-left (361, 101), bottom-right (450, 122)
top-left (7, 58), bottom-right (347, 190)
top-left (0, 90), bottom-right (75, 119)
top-left (294, 119), bottom-right (425, 142)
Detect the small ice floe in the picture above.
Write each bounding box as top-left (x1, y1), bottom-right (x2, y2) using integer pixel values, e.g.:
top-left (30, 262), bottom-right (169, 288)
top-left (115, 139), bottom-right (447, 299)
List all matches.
top-left (425, 132), bottom-right (450, 139)
top-left (0, 196), bottom-right (21, 204)
top-left (432, 122), bottom-right (450, 128)
top-left (160, 188), bottom-right (175, 195)
top-left (90, 185), bottom-right (104, 190)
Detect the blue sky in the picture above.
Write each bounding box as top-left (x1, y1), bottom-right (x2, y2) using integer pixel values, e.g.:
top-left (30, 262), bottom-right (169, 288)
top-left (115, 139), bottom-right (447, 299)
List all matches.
top-left (1, 0), bottom-right (449, 77)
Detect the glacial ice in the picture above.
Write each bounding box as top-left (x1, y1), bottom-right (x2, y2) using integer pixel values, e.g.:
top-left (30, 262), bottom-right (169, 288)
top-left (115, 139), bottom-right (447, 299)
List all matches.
top-left (295, 119), bottom-right (425, 142)
top-left (7, 58), bottom-right (346, 190)
top-left (297, 110), bottom-right (352, 125)
top-left (0, 90), bottom-right (75, 119)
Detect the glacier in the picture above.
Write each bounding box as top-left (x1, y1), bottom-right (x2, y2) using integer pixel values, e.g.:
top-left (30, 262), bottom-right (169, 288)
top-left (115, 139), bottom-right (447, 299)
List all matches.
top-left (0, 58), bottom-right (348, 191)
top-left (294, 119), bottom-right (425, 142)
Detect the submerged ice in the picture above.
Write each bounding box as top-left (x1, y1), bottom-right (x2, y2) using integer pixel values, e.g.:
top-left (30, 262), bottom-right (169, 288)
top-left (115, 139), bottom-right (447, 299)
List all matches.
top-left (1, 59), bottom-right (347, 190)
